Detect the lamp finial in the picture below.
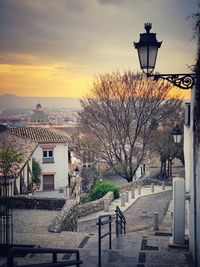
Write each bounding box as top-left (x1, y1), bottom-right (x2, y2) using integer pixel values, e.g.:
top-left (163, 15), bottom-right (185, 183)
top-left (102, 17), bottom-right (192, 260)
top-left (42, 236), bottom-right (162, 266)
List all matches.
top-left (144, 23), bottom-right (152, 33)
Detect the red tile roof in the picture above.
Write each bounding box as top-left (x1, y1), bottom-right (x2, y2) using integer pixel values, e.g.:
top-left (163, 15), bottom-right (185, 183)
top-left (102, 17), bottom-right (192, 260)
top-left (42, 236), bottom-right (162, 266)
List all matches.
top-left (0, 131), bottom-right (37, 177)
top-left (8, 127), bottom-right (68, 143)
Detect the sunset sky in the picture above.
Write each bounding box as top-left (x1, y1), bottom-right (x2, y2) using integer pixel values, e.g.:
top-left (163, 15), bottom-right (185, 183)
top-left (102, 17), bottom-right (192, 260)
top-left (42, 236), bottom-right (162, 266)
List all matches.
top-left (0, 0), bottom-right (199, 98)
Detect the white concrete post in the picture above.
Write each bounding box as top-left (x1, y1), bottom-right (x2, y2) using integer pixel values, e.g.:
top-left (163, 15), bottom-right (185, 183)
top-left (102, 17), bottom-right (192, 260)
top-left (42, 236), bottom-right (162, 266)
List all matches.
top-left (162, 182), bottom-right (165, 190)
top-left (138, 185), bottom-right (141, 195)
top-left (153, 212), bottom-right (159, 231)
top-left (131, 189), bottom-right (135, 199)
top-left (104, 198), bottom-right (109, 212)
top-left (151, 183), bottom-right (154, 193)
top-left (125, 191), bottom-right (129, 202)
top-left (173, 177), bottom-right (185, 244)
top-left (121, 193), bottom-right (125, 207)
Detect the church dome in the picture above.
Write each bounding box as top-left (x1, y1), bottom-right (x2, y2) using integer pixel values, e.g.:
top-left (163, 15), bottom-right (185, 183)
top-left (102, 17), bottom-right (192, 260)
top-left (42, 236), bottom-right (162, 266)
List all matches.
top-left (36, 103), bottom-right (42, 110)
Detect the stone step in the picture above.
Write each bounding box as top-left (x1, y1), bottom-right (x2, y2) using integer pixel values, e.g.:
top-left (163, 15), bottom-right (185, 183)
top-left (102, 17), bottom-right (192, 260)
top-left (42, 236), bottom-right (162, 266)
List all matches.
top-left (79, 248), bottom-right (138, 267)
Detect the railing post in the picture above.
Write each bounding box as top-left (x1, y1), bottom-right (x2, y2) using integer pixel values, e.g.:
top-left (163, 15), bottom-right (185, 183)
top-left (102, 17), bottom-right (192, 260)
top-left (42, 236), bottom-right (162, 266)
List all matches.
top-left (7, 250), bottom-right (14, 267)
top-left (109, 215), bottom-right (112, 250)
top-left (153, 212), bottom-right (159, 231)
top-left (52, 252), bottom-right (57, 263)
top-left (124, 220), bottom-right (126, 235)
top-left (116, 212), bottom-right (119, 237)
top-left (76, 251), bottom-right (81, 267)
top-left (98, 217), bottom-right (101, 267)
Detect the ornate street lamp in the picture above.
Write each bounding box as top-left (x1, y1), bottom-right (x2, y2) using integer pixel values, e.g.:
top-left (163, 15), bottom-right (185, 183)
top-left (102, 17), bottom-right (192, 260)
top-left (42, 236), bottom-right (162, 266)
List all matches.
top-left (172, 125), bottom-right (183, 144)
top-left (134, 23), bottom-right (195, 89)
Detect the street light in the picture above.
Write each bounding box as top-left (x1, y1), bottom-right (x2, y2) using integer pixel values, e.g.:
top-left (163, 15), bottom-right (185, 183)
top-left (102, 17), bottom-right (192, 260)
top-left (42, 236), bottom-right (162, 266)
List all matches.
top-left (134, 23), bottom-right (162, 76)
top-left (134, 23), bottom-right (195, 89)
top-left (172, 125), bottom-right (183, 144)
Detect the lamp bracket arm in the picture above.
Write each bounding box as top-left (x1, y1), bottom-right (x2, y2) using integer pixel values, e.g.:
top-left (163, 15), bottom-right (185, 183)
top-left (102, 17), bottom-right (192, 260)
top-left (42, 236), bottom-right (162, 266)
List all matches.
top-left (148, 73), bottom-right (196, 90)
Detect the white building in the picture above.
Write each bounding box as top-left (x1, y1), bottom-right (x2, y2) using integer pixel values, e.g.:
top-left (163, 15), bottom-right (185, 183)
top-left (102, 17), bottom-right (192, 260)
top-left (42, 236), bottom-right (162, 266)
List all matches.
top-left (8, 127), bottom-right (69, 191)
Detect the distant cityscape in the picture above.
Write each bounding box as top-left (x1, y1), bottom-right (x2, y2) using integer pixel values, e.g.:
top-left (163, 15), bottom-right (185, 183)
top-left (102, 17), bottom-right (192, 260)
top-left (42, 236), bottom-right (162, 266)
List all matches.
top-left (0, 94), bottom-right (81, 128)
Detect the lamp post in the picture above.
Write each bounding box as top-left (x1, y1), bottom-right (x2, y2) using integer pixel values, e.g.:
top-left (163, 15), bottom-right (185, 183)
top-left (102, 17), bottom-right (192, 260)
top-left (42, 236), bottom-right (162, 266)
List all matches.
top-left (134, 23), bottom-right (195, 89)
top-left (172, 125), bottom-right (183, 144)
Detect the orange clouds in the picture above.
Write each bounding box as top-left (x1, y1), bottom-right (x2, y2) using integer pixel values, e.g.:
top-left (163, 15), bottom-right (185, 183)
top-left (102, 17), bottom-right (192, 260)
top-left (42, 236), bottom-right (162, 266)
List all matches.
top-left (0, 62), bottom-right (92, 97)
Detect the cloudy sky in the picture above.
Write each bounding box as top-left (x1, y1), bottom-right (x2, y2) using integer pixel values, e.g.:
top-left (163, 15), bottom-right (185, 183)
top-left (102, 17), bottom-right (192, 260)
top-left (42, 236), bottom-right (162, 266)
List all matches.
top-left (0, 0), bottom-right (199, 97)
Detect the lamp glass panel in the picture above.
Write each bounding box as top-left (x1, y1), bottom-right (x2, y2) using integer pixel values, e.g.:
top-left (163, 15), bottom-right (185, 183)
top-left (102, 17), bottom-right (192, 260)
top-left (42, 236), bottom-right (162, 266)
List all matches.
top-left (137, 46), bottom-right (148, 69)
top-left (173, 134), bottom-right (182, 144)
top-left (148, 46), bottom-right (158, 69)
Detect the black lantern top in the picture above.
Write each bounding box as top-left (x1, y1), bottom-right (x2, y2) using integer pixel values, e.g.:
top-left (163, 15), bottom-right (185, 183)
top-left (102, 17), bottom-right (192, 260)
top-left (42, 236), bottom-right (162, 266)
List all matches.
top-left (134, 23), bottom-right (162, 76)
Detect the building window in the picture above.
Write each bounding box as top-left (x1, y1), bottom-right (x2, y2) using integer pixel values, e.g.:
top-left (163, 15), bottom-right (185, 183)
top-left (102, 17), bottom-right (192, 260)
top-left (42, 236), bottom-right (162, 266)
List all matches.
top-left (43, 150), bottom-right (54, 163)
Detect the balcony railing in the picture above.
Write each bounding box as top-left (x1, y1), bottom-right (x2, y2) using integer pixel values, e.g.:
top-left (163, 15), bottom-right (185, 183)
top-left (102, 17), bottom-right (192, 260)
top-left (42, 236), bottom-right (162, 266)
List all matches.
top-left (43, 158), bottom-right (54, 163)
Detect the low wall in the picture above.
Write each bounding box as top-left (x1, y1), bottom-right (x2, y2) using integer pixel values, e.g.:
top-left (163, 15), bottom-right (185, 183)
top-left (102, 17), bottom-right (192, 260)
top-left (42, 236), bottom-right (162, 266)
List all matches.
top-left (119, 177), bottom-right (171, 192)
top-left (8, 195), bottom-right (66, 210)
top-left (119, 179), bottom-right (145, 193)
top-left (48, 191), bottom-right (114, 233)
top-left (48, 199), bottom-right (78, 233)
top-left (77, 191), bottom-right (114, 218)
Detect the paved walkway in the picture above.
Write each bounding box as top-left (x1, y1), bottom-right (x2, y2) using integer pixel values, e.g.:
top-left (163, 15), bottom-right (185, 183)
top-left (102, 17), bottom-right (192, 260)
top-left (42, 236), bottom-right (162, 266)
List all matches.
top-left (1, 183), bottom-right (194, 267)
top-left (76, 187), bottom-right (173, 266)
top-left (78, 185), bottom-right (172, 231)
top-left (77, 191), bottom-right (193, 267)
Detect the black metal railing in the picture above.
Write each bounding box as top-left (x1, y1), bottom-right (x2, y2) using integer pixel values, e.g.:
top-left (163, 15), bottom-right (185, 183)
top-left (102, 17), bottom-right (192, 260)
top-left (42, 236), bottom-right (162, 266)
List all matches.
top-left (7, 247), bottom-right (82, 267)
top-left (0, 179), bottom-right (14, 247)
top-left (115, 205), bottom-right (126, 237)
top-left (96, 214), bottom-right (112, 267)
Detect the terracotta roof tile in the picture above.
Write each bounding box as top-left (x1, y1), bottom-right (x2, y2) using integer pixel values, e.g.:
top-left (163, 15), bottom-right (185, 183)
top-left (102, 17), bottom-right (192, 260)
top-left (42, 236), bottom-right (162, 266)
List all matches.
top-left (0, 131), bottom-right (37, 176)
top-left (8, 127), bottom-right (68, 143)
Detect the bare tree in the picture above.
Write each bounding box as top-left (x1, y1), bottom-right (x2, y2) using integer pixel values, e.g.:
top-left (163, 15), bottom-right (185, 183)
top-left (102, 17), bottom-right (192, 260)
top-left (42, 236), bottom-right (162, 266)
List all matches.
top-left (150, 119), bottom-right (184, 179)
top-left (80, 71), bottom-right (182, 182)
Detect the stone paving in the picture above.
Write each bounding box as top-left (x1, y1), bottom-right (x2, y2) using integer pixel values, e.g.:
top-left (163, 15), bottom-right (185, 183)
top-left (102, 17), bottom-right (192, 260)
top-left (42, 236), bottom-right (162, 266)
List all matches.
top-left (12, 209), bottom-right (87, 248)
top-left (78, 193), bottom-right (194, 267)
top-left (78, 185), bottom-right (172, 233)
top-left (0, 184), bottom-right (194, 267)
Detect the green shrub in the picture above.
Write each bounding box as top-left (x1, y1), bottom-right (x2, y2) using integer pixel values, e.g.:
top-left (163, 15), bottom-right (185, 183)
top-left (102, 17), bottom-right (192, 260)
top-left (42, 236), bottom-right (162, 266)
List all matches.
top-left (80, 181), bottom-right (120, 204)
top-left (32, 158), bottom-right (41, 185)
top-left (90, 181), bottom-right (119, 200)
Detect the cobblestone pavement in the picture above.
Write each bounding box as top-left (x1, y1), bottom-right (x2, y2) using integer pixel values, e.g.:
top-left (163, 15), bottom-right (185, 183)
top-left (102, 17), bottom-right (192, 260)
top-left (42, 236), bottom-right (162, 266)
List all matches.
top-left (1, 189), bottom-right (193, 267)
top-left (124, 190), bottom-right (172, 232)
top-left (12, 209), bottom-right (88, 248)
top-left (78, 190), bottom-right (172, 233)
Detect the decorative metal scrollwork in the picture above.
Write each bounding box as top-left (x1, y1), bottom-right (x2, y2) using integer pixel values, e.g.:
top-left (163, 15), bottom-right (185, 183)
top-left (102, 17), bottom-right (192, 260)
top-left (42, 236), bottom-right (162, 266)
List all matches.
top-left (150, 73), bottom-right (195, 90)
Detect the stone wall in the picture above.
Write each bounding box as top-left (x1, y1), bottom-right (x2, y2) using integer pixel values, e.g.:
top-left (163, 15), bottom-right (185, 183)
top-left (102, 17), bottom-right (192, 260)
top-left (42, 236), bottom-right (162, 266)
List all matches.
top-left (119, 177), bottom-right (171, 192)
top-left (48, 192), bottom-right (114, 233)
top-left (77, 191), bottom-right (114, 218)
top-left (49, 199), bottom-right (78, 232)
top-left (119, 179), bottom-right (145, 193)
top-left (9, 195), bottom-right (66, 210)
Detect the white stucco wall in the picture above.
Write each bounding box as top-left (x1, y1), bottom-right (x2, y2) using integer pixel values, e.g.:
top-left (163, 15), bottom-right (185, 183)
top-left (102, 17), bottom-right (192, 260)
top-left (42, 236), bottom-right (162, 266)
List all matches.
top-left (184, 102), bottom-right (196, 257)
top-left (33, 142), bottom-right (68, 190)
top-left (184, 96), bottom-right (198, 262)
top-left (184, 124), bottom-right (191, 233)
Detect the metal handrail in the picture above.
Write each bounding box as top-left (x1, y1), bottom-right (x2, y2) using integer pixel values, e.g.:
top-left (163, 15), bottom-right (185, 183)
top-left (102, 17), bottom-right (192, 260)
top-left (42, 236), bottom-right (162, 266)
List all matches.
top-left (115, 205), bottom-right (126, 237)
top-left (96, 214), bottom-right (112, 267)
top-left (7, 247), bottom-right (82, 267)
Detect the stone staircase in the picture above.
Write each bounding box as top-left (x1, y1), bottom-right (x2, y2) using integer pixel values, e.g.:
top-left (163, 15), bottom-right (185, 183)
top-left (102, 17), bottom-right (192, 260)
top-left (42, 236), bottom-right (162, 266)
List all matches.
top-left (78, 231), bottom-right (194, 267)
top-left (78, 232), bottom-right (141, 267)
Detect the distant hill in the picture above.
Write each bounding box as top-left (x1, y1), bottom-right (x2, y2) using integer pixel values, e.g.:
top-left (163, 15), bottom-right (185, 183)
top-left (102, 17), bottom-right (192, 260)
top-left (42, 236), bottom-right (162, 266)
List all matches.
top-left (0, 94), bottom-right (81, 110)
